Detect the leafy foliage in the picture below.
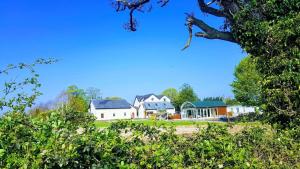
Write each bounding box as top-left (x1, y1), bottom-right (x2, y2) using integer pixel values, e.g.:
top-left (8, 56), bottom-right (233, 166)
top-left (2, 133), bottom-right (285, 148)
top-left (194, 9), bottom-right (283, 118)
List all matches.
top-left (0, 58), bottom-right (57, 114)
top-left (231, 56), bottom-right (262, 107)
top-left (162, 88), bottom-right (178, 102)
top-left (1, 114), bottom-right (299, 168)
top-left (174, 84), bottom-right (199, 110)
top-left (231, 0), bottom-right (300, 127)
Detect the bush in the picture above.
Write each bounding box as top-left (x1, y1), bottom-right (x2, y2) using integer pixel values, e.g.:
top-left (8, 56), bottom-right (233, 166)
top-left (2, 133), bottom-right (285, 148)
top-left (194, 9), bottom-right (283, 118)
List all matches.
top-left (1, 111), bottom-right (299, 168)
top-left (234, 112), bottom-right (265, 122)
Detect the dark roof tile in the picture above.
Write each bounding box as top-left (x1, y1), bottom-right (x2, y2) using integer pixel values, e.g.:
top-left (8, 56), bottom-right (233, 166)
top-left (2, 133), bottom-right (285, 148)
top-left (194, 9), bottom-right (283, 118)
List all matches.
top-left (92, 99), bottom-right (132, 109)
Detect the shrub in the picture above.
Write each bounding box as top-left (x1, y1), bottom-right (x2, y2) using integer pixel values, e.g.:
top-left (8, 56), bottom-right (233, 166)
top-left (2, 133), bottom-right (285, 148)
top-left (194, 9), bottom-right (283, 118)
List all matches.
top-left (1, 112), bottom-right (299, 168)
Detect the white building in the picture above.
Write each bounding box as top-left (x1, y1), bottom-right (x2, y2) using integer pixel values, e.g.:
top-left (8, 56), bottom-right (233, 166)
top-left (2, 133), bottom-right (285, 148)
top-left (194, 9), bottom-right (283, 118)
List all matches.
top-left (133, 94), bottom-right (175, 118)
top-left (227, 105), bottom-right (256, 117)
top-left (89, 99), bottom-right (137, 120)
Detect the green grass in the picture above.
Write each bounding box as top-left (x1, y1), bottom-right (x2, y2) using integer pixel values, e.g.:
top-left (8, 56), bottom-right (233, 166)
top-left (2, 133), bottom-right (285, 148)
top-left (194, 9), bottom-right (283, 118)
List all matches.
top-left (94, 119), bottom-right (227, 128)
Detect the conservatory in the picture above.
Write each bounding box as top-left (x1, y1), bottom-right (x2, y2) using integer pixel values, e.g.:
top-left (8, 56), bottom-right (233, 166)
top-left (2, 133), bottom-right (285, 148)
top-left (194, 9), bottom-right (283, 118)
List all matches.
top-left (180, 101), bottom-right (227, 119)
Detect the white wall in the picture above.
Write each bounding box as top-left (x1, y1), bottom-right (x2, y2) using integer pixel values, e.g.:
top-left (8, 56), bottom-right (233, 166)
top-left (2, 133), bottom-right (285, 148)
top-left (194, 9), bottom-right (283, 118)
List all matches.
top-left (133, 98), bottom-right (140, 107)
top-left (90, 104), bottom-right (137, 120)
top-left (227, 105), bottom-right (255, 117)
top-left (137, 105), bottom-right (145, 119)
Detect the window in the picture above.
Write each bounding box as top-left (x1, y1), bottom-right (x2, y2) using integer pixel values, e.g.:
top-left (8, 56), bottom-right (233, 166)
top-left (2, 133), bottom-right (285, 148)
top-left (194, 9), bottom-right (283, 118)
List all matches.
top-left (124, 112), bottom-right (126, 116)
top-left (151, 98), bottom-right (154, 101)
top-left (101, 113), bottom-right (104, 118)
top-left (237, 108), bottom-right (239, 113)
top-left (113, 113), bottom-right (115, 117)
top-left (163, 98), bottom-right (166, 101)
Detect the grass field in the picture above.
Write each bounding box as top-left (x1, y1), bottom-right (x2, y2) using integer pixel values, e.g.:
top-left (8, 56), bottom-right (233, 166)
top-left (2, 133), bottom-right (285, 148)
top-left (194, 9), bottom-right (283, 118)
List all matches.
top-left (94, 119), bottom-right (261, 128)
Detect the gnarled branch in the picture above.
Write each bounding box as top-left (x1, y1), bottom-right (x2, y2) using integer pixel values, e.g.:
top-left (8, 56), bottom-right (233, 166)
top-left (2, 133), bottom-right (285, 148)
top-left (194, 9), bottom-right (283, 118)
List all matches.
top-left (182, 14), bottom-right (237, 50)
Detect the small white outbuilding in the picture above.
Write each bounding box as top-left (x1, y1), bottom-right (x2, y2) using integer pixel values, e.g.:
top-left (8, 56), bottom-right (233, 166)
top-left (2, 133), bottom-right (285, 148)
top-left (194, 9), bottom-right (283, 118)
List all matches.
top-left (89, 99), bottom-right (137, 120)
top-left (227, 105), bottom-right (256, 117)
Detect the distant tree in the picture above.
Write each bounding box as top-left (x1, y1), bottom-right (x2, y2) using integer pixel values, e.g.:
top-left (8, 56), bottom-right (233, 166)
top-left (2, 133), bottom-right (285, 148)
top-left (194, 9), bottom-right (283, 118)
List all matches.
top-left (231, 56), bottom-right (262, 107)
top-left (203, 97), bottom-right (224, 101)
top-left (85, 87), bottom-right (102, 101)
top-left (175, 84), bottom-right (199, 110)
top-left (105, 96), bottom-right (123, 100)
top-left (65, 85), bottom-right (88, 112)
top-left (224, 97), bottom-right (240, 106)
top-left (162, 88), bottom-right (178, 102)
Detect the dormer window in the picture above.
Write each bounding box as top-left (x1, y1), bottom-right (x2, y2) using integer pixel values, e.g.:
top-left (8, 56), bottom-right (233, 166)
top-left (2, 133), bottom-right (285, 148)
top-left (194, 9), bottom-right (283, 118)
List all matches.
top-left (163, 98), bottom-right (166, 101)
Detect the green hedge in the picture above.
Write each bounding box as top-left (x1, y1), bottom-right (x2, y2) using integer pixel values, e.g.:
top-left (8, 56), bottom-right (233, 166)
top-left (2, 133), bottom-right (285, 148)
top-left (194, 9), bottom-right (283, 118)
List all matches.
top-left (0, 110), bottom-right (299, 168)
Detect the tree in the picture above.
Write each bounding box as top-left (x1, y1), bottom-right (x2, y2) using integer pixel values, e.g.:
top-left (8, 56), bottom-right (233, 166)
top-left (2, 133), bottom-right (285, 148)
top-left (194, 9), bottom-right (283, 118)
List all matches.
top-left (85, 87), bottom-right (102, 101)
top-left (175, 84), bottom-right (198, 110)
top-left (112, 0), bottom-right (300, 127)
top-left (105, 96), bottom-right (123, 100)
top-left (203, 97), bottom-right (224, 101)
top-left (162, 88), bottom-right (178, 102)
top-left (65, 85), bottom-right (88, 112)
top-left (231, 56), bottom-right (262, 107)
top-left (224, 97), bottom-right (240, 106)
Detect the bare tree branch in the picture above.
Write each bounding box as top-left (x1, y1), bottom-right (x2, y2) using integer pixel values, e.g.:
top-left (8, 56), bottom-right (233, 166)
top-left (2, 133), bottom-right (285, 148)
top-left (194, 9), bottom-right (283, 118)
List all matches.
top-left (182, 15), bottom-right (193, 50)
top-left (113, 0), bottom-right (170, 31)
top-left (197, 0), bottom-right (228, 18)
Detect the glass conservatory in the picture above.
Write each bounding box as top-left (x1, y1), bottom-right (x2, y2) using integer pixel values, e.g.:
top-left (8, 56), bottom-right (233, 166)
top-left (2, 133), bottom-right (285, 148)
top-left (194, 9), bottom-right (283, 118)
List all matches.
top-left (180, 101), bottom-right (222, 119)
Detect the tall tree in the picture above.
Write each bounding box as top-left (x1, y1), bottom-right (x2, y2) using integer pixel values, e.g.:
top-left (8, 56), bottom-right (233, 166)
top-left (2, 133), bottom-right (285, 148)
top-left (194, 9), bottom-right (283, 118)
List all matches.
top-left (162, 88), bottom-right (178, 102)
top-left (231, 56), bottom-right (262, 107)
top-left (85, 87), bottom-right (102, 101)
top-left (175, 84), bottom-right (199, 110)
top-left (112, 0), bottom-right (300, 127)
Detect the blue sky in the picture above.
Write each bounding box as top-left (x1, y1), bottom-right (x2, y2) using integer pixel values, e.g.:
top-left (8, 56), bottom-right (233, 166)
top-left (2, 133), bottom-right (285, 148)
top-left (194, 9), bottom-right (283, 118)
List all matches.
top-left (0, 0), bottom-right (246, 104)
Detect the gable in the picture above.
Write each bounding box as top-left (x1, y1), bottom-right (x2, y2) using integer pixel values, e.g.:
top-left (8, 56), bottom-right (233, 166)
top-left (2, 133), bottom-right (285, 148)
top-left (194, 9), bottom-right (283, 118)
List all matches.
top-left (144, 95), bottom-right (160, 102)
top-left (159, 96), bottom-right (171, 102)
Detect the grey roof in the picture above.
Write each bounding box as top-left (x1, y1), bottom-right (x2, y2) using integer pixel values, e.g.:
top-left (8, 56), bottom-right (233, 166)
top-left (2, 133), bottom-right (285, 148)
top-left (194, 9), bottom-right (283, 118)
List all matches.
top-left (92, 99), bottom-right (132, 109)
top-left (135, 94), bottom-right (166, 102)
top-left (143, 102), bottom-right (174, 110)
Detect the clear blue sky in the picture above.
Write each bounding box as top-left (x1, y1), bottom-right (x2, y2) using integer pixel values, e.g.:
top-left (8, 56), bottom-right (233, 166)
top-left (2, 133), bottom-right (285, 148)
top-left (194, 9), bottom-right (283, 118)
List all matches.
top-left (0, 0), bottom-right (246, 104)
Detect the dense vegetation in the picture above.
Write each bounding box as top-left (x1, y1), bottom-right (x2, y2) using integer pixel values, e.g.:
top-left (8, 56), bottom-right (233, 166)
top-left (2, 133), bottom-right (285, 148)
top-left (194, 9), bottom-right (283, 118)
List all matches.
top-left (231, 56), bottom-right (262, 107)
top-left (1, 111), bottom-right (300, 168)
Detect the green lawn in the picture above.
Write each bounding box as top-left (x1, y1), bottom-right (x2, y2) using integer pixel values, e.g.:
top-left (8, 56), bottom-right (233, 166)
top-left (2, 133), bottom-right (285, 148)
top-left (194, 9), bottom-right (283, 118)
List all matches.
top-left (95, 119), bottom-right (227, 128)
top-left (94, 119), bottom-right (262, 128)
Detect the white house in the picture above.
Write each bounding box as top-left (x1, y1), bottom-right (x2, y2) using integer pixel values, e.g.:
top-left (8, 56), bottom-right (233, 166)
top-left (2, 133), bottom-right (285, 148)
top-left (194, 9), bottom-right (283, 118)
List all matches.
top-left (89, 99), bottom-right (137, 120)
top-left (227, 105), bottom-right (256, 117)
top-left (133, 94), bottom-right (175, 118)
